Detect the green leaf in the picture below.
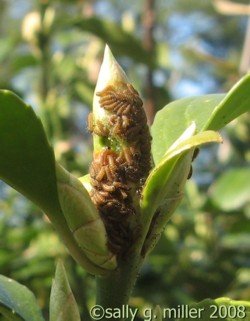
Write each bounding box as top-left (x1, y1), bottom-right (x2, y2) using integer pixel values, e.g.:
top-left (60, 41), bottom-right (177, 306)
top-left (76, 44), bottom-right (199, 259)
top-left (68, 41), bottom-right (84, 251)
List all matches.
top-left (0, 275), bottom-right (44, 321)
top-left (68, 17), bottom-right (154, 67)
top-left (141, 130), bottom-right (221, 255)
top-left (0, 90), bottom-right (109, 276)
top-left (152, 74), bottom-right (250, 165)
top-left (209, 168), bottom-right (250, 211)
top-left (176, 297), bottom-right (250, 321)
top-left (142, 130), bottom-right (222, 217)
top-left (56, 165), bottom-right (117, 270)
top-left (205, 75), bottom-right (250, 131)
top-left (0, 90), bottom-right (60, 215)
top-left (50, 261), bottom-right (80, 321)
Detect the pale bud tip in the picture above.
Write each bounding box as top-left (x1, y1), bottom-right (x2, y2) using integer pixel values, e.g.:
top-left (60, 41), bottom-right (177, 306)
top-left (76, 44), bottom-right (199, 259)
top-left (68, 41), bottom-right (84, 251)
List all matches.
top-left (95, 45), bottom-right (128, 93)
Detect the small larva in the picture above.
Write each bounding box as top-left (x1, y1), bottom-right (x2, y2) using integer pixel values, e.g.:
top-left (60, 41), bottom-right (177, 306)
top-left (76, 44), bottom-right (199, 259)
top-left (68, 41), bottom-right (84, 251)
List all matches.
top-left (91, 191), bottom-right (106, 205)
top-left (114, 102), bottom-right (129, 114)
top-left (98, 190), bottom-right (111, 198)
top-left (122, 148), bottom-right (133, 164)
top-left (120, 104), bottom-right (132, 115)
top-left (112, 119), bottom-right (123, 135)
top-left (107, 153), bottom-right (116, 168)
top-left (100, 149), bottom-right (115, 164)
top-left (90, 178), bottom-right (101, 188)
top-left (95, 167), bottom-right (106, 181)
top-left (101, 101), bottom-right (118, 111)
top-left (102, 183), bottom-right (116, 193)
top-left (88, 113), bottom-right (109, 137)
top-left (94, 120), bottom-right (109, 137)
top-left (104, 166), bottom-right (116, 181)
top-left (113, 181), bottom-right (129, 189)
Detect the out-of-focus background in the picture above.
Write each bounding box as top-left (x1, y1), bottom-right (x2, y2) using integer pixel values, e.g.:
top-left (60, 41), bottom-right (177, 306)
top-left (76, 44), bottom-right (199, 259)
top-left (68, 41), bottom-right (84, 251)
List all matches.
top-left (0, 0), bottom-right (249, 320)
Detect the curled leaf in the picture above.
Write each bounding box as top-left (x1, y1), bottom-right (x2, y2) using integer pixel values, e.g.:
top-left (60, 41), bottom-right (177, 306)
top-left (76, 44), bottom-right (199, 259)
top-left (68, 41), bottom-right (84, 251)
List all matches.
top-left (56, 165), bottom-right (117, 270)
top-left (140, 128), bottom-right (222, 255)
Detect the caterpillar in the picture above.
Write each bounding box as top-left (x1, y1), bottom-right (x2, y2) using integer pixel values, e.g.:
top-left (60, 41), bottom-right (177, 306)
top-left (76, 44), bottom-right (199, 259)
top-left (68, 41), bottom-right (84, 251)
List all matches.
top-left (88, 112), bottom-right (109, 137)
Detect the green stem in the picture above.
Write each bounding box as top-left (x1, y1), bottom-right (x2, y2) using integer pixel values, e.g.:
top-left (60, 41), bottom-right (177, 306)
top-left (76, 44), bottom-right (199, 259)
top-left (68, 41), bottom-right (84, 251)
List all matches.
top-left (96, 254), bottom-right (143, 320)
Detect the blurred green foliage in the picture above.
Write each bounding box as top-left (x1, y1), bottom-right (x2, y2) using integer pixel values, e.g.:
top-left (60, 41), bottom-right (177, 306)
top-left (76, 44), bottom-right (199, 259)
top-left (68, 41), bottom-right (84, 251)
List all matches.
top-left (0, 0), bottom-right (249, 320)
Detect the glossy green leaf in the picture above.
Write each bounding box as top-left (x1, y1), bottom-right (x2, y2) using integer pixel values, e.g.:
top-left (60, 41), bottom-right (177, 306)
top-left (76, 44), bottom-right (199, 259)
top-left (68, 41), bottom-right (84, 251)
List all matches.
top-left (205, 75), bottom-right (250, 131)
top-left (0, 90), bottom-right (60, 215)
top-left (141, 130), bottom-right (222, 255)
top-left (69, 17), bottom-right (154, 67)
top-left (0, 90), bottom-right (110, 276)
top-left (0, 275), bottom-right (44, 321)
top-left (152, 74), bottom-right (250, 164)
top-left (50, 261), bottom-right (80, 321)
top-left (209, 168), bottom-right (250, 211)
top-left (176, 297), bottom-right (250, 321)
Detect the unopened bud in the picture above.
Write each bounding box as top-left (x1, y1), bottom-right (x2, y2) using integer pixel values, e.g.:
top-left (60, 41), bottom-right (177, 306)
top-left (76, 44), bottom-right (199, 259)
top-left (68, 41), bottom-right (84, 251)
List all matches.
top-left (88, 45), bottom-right (152, 257)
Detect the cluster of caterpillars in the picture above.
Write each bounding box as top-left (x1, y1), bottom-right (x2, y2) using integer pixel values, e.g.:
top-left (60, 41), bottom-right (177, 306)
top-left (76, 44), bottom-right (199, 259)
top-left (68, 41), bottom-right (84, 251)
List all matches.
top-left (88, 83), bottom-right (152, 256)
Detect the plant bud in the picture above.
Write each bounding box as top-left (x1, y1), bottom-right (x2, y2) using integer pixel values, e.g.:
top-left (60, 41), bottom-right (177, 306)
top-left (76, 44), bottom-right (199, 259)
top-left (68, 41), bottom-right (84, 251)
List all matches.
top-left (88, 45), bottom-right (152, 257)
